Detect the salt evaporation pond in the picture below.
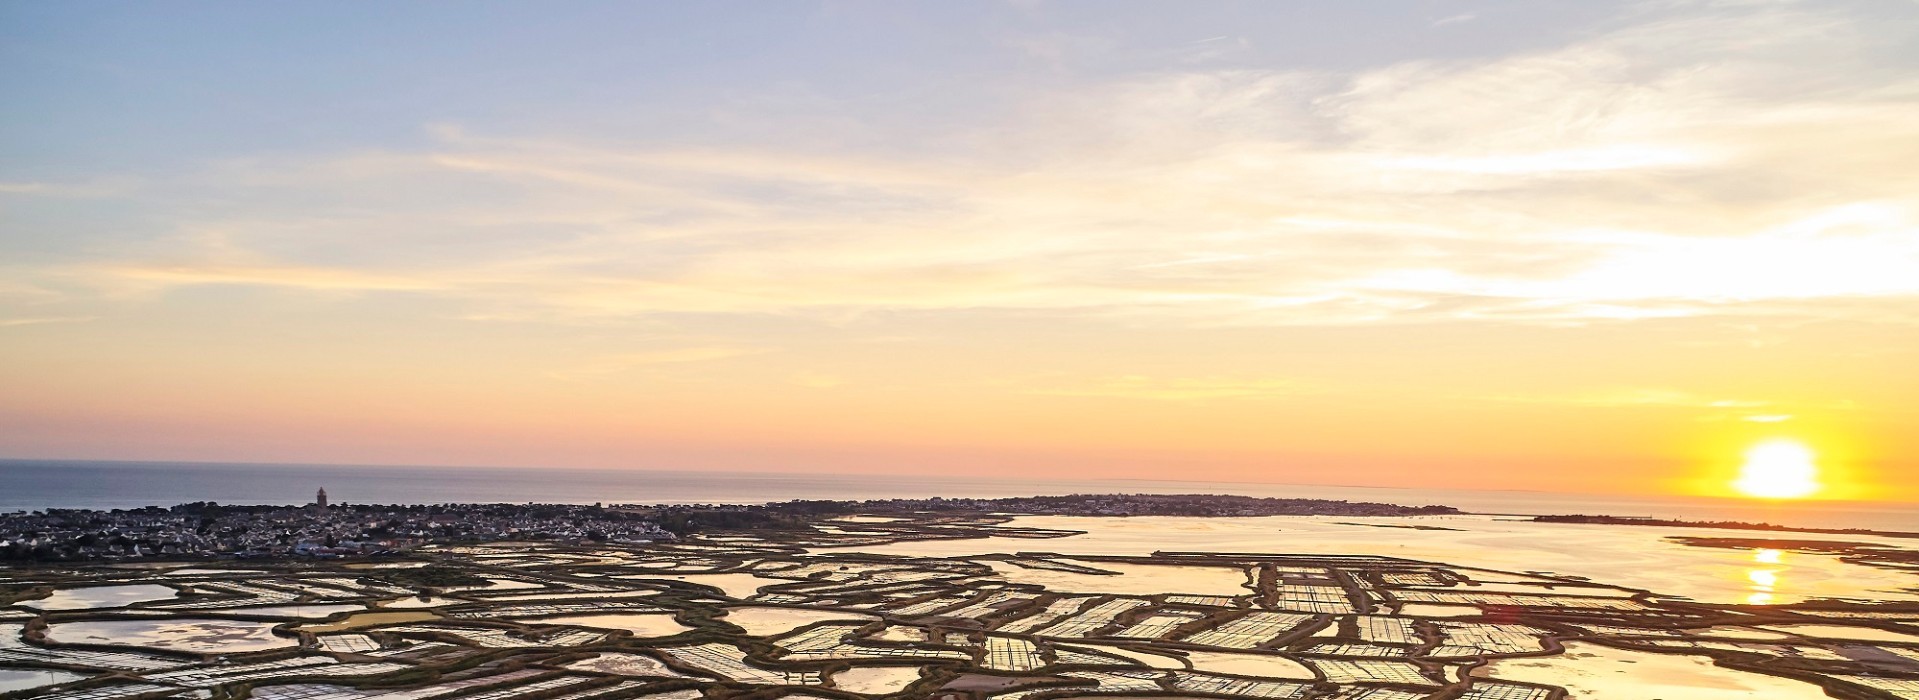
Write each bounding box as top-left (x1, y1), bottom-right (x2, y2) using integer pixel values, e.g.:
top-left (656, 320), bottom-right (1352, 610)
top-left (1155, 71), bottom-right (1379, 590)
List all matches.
top-left (45, 618), bottom-right (292, 653)
top-left (1061, 642), bottom-right (1186, 669)
top-left (1472, 640), bottom-right (1832, 699)
top-left (618, 572), bottom-right (783, 598)
top-left (300, 610), bottom-right (440, 632)
top-left (1759, 624), bottom-right (1919, 643)
top-left (521, 613), bottom-right (691, 637)
top-left (831, 665), bottom-right (924, 694)
top-left (721, 606), bottom-right (877, 636)
top-left (0, 668), bottom-right (89, 694)
top-left (443, 578), bottom-right (543, 592)
top-left (379, 596), bottom-right (466, 609)
top-left (211, 604), bottom-right (364, 619)
top-left (565, 652), bottom-right (699, 677)
top-left (987, 559), bottom-right (1251, 597)
top-left (162, 568), bottom-right (262, 576)
top-left (1397, 603), bottom-right (1481, 618)
top-left (18, 584), bottom-right (178, 610)
top-left (1181, 649), bottom-right (1316, 679)
top-left (840, 515), bottom-right (1919, 605)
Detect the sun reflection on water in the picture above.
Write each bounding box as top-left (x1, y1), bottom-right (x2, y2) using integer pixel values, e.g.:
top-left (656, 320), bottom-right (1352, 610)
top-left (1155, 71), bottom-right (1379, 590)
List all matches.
top-left (1745, 548), bottom-right (1785, 605)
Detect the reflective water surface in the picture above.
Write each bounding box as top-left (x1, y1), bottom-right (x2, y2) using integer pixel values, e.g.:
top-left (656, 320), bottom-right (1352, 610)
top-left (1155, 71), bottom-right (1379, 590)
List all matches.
top-left (1181, 649), bottom-right (1315, 679)
top-left (44, 618), bottom-right (292, 653)
top-left (523, 613), bottom-right (691, 637)
top-left (625, 572), bottom-right (785, 598)
top-left (1757, 624), bottom-right (1919, 643)
top-left (986, 559), bottom-right (1251, 596)
top-left (1397, 603), bottom-right (1482, 617)
top-left (298, 610), bottom-right (440, 632)
top-left (1472, 641), bottom-right (1832, 699)
top-left (830, 665), bottom-right (924, 694)
top-left (378, 595), bottom-right (467, 609)
top-left (720, 606), bottom-right (877, 636)
top-left (1061, 641), bottom-right (1186, 669)
top-left (0, 668), bottom-right (88, 693)
top-left (563, 651), bottom-right (696, 677)
top-left (841, 515), bottom-right (1919, 604)
top-left (17, 584), bottom-right (178, 610)
top-left (211, 603), bottom-right (365, 619)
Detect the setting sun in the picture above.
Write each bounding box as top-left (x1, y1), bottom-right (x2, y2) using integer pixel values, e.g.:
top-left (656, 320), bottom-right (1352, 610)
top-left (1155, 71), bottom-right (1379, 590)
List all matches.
top-left (1733, 440), bottom-right (1823, 499)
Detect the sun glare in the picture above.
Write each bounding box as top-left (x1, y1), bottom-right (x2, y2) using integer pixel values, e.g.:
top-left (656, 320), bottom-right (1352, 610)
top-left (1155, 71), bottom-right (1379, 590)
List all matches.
top-left (1732, 439), bottom-right (1821, 499)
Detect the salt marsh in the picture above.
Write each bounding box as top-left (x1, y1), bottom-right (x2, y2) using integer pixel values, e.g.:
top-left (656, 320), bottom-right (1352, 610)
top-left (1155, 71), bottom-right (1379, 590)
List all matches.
top-left (0, 667), bottom-right (88, 693)
top-left (44, 618), bottom-right (292, 653)
top-left (521, 613), bottom-right (692, 637)
top-left (986, 559), bottom-right (1252, 597)
top-left (720, 606), bottom-right (877, 636)
top-left (17, 584), bottom-right (178, 611)
top-left (843, 514), bottom-right (1919, 604)
top-left (830, 665), bottom-right (924, 694)
top-left (1472, 640), bottom-right (1833, 699)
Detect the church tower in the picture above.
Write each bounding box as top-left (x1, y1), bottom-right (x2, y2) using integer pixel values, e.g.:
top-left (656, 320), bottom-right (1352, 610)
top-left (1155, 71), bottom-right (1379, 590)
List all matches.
top-left (315, 488), bottom-right (328, 508)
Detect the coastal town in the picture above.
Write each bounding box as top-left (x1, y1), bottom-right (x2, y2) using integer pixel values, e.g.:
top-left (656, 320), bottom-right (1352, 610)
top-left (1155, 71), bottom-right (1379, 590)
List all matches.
top-left (0, 491), bottom-right (676, 562)
top-left (0, 493), bottom-right (1457, 562)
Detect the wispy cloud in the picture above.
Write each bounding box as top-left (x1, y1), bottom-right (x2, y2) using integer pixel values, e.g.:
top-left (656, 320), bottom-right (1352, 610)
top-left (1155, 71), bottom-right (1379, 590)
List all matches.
top-left (1475, 389), bottom-right (1865, 424)
top-left (10, 0), bottom-right (1919, 333)
top-left (0, 178), bottom-right (136, 198)
top-left (545, 347), bottom-right (770, 381)
top-left (790, 372), bottom-right (844, 389)
top-left (0, 316), bottom-right (96, 328)
top-left (1034, 376), bottom-right (1304, 401)
top-left (94, 263), bottom-right (446, 293)
top-left (1481, 388), bottom-right (1774, 409)
top-left (1177, 35), bottom-right (1252, 64)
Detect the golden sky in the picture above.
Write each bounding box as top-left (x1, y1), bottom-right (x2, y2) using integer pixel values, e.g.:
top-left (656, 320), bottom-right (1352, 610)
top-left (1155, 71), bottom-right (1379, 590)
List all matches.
top-left (2, 2), bottom-right (1916, 500)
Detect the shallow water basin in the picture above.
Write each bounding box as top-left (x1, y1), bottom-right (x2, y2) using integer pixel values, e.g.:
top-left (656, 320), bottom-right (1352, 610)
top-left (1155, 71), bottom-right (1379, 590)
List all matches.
top-left (721, 606), bottom-right (877, 636)
top-left (19, 584), bottom-right (179, 611)
top-left (44, 618), bottom-right (292, 653)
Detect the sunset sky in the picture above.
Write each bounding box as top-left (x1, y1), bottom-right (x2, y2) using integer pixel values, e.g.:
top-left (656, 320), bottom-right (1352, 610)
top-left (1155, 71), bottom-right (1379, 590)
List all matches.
top-left (3, 1), bottom-right (1917, 500)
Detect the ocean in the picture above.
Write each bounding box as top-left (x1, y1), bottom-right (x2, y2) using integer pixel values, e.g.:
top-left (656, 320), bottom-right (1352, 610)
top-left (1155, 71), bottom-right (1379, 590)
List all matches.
top-left (4, 459), bottom-right (1915, 532)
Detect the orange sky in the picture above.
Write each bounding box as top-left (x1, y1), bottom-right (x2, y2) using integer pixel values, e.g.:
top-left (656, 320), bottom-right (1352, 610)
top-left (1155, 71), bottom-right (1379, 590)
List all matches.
top-left (3, 2), bottom-right (1917, 501)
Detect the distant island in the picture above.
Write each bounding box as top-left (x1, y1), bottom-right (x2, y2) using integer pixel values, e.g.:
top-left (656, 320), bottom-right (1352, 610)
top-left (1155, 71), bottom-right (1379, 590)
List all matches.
top-left (0, 493), bottom-right (1458, 562)
top-left (1532, 514), bottom-right (1919, 539)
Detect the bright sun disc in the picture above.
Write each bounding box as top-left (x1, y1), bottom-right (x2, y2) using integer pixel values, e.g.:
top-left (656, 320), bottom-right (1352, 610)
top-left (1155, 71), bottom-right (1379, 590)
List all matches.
top-left (1733, 439), bottom-right (1821, 499)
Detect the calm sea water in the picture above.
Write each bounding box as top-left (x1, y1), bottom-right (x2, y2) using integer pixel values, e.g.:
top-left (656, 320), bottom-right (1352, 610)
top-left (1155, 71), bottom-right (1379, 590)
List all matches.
top-left (4, 459), bottom-right (1915, 531)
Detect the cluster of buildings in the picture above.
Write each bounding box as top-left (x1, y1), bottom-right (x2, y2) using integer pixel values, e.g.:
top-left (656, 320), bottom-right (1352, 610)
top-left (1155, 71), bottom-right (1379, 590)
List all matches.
top-left (0, 489), bottom-right (675, 561)
top-left (0, 490), bottom-right (1463, 562)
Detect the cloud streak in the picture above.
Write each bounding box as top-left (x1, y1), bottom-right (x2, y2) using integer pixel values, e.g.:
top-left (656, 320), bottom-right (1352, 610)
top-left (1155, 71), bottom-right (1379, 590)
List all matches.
top-left (0, 316), bottom-right (95, 328)
top-left (1032, 376), bottom-right (1305, 401)
top-left (8, 1), bottom-right (1919, 333)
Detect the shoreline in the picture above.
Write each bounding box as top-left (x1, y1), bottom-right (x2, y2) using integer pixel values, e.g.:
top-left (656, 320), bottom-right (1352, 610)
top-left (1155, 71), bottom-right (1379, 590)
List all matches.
top-left (1530, 514), bottom-right (1919, 540)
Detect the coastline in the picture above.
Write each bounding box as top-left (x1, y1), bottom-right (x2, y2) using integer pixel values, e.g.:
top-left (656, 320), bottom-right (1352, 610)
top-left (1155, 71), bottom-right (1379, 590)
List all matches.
top-left (7, 459), bottom-right (1916, 532)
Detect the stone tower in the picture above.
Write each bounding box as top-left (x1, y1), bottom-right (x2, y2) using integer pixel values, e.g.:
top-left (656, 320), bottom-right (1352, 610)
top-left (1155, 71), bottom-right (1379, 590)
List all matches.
top-left (316, 488), bottom-right (328, 508)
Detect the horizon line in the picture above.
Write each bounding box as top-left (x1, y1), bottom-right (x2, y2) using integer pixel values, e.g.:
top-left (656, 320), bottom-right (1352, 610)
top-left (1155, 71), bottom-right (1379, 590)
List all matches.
top-left (5, 455), bottom-right (1910, 507)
